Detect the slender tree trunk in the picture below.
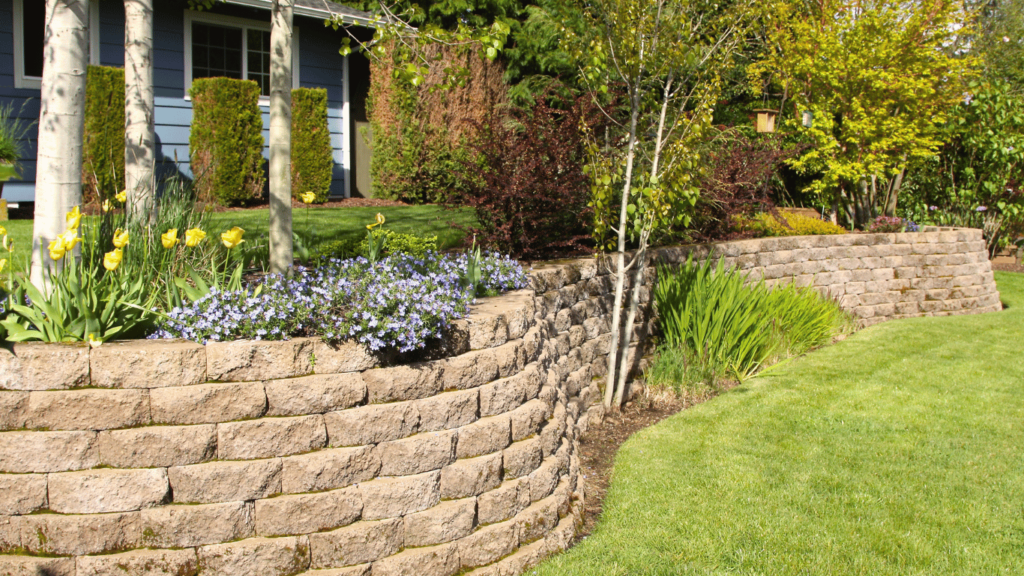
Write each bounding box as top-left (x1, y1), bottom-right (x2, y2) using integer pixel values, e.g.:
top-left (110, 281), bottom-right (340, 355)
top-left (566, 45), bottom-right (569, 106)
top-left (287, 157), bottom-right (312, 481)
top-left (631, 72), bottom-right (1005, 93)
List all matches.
top-left (124, 0), bottom-right (156, 224)
top-left (884, 168), bottom-right (905, 216)
top-left (32, 0), bottom-right (90, 287)
top-left (268, 0), bottom-right (294, 274)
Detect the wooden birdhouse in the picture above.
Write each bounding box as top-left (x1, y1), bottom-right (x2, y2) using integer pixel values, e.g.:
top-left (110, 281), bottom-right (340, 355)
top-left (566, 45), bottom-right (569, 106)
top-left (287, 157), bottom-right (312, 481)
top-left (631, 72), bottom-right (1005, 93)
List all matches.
top-left (753, 109), bottom-right (778, 133)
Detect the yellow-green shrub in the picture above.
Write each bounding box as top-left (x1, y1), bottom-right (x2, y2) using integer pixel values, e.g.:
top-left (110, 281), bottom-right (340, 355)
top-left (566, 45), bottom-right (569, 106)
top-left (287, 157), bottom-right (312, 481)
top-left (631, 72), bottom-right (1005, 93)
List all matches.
top-left (82, 65), bottom-right (125, 205)
top-left (755, 211), bottom-right (847, 236)
top-left (291, 88), bottom-right (333, 203)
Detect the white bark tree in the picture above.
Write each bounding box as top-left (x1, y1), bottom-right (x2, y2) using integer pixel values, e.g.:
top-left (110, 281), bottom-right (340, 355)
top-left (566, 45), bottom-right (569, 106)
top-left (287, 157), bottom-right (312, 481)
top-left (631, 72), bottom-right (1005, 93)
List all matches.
top-left (124, 0), bottom-right (156, 223)
top-left (268, 0), bottom-right (294, 273)
top-left (31, 0), bottom-right (90, 286)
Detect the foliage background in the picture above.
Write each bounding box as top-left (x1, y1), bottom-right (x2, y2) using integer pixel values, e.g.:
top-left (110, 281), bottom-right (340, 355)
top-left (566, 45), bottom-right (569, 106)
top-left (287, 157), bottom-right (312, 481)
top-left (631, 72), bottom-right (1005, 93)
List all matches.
top-left (82, 65), bottom-right (126, 206)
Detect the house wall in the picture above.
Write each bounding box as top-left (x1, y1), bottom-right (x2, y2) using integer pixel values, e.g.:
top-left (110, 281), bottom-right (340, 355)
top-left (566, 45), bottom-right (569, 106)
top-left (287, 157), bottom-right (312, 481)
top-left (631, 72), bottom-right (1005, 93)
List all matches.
top-left (0, 0), bottom-right (353, 202)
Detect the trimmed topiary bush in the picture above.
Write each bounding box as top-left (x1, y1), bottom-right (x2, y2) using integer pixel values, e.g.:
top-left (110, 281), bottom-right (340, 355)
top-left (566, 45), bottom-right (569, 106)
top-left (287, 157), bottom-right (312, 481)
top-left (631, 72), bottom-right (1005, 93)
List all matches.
top-left (291, 88), bottom-right (333, 203)
top-left (82, 65), bottom-right (125, 205)
top-left (189, 78), bottom-right (266, 206)
top-left (755, 210), bottom-right (847, 236)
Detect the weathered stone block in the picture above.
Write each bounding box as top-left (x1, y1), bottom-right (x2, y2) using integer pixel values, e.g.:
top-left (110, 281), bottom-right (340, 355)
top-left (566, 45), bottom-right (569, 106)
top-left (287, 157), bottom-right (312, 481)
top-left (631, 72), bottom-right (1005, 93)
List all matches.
top-left (0, 391), bottom-right (28, 430)
top-left (458, 521), bottom-right (517, 569)
top-left (297, 566), bottom-right (371, 576)
top-left (0, 430), bottom-right (98, 473)
top-left (503, 436), bottom-right (543, 479)
top-left (456, 415), bottom-right (510, 459)
top-left (0, 557), bottom-right (75, 576)
top-left (359, 471), bottom-right (440, 520)
top-left (49, 468), bottom-right (169, 514)
top-left (363, 363), bottom-right (442, 403)
top-left (308, 519), bottom-right (403, 569)
top-left (440, 452), bottom-right (502, 499)
top-left (313, 340), bottom-right (379, 374)
top-left (98, 424), bottom-right (217, 468)
top-left (477, 478), bottom-right (529, 526)
top-left (25, 389), bottom-right (149, 431)
top-left (218, 415), bottom-right (327, 460)
top-left (207, 338), bottom-right (314, 382)
top-left (479, 367), bottom-right (541, 418)
top-left (198, 536), bottom-right (310, 576)
top-left (0, 515), bottom-right (17, 552)
top-left (513, 493), bottom-right (559, 544)
top-left (371, 542), bottom-right (460, 576)
top-left (416, 389), bottom-right (479, 432)
top-left (150, 382), bottom-right (266, 425)
top-left (140, 501), bottom-right (254, 548)
top-left (90, 339), bottom-right (206, 389)
top-left (169, 458), bottom-right (282, 504)
top-left (0, 342), bottom-right (89, 391)
top-left (256, 487), bottom-right (362, 537)
top-left (281, 446), bottom-right (380, 494)
top-left (20, 511), bottom-right (139, 556)
top-left (466, 309), bottom-right (509, 350)
top-left (265, 373), bottom-right (366, 416)
top-left (378, 430), bottom-right (457, 476)
top-left (404, 498), bottom-right (476, 547)
top-left (0, 474), bottom-right (46, 515)
top-left (509, 399), bottom-right (549, 442)
top-left (443, 349), bottom-right (499, 390)
top-left (325, 402), bottom-right (419, 447)
top-left (77, 548), bottom-right (199, 576)
top-left (528, 457), bottom-right (561, 502)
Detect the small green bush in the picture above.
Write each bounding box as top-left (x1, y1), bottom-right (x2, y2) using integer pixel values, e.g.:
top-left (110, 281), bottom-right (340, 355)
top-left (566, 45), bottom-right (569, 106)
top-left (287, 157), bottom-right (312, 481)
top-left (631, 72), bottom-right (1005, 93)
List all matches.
top-left (312, 231), bottom-right (438, 262)
top-left (189, 78), bottom-right (265, 206)
top-left (753, 210), bottom-right (848, 236)
top-left (82, 65), bottom-right (125, 204)
top-left (291, 88), bottom-right (333, 203)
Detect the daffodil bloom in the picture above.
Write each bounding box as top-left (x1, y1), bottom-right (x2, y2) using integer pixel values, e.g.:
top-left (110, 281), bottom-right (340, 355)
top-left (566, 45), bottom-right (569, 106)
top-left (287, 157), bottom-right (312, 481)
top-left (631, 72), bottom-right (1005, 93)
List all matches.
top-left (301, 192), bottom-right (317, 204)
top-left (112, 228), bottom-right (130, 248)
top-left (48, 238), bottom-right (67, 261)
top-left (60, 229), bottom-right (82, 251)
top-left (87, 334), bottom-right (102, 349)
top-left (221, 227), bottom-right (245, 249)
top-left (185, 228), bottom-right (207, 247)
top-left (103, 248), bottom-right (123, 271)
top-left (102, 199), bottom-right (113, 213)
top-left (161, 228), bottom-right (179, 249)
top-left (65, 206), bottom-right (82, 230)
top-left (0, 259), bottom-right (7, 273)
top-left (3, 235), bottom-right (13, 253)
top-left (367, 212), bottom-right (386, 230)
top-left (115, 189), bottom-right (127, 203)
top-left (0, 226), bottom-right (6, 237)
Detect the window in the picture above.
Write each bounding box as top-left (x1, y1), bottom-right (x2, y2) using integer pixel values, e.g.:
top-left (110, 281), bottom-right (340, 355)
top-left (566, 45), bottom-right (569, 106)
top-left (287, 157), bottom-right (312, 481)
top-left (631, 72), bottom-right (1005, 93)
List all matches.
top-left (13, 0), bottom-right (99, 89)
top-left (184, 11), bottom-right (299, 100)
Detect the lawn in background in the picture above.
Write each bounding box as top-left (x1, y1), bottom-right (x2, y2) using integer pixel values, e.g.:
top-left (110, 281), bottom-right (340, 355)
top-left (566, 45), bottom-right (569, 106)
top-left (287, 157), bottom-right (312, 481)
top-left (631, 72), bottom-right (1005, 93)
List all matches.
top-left (537, 272), bottom-right (1024, 576)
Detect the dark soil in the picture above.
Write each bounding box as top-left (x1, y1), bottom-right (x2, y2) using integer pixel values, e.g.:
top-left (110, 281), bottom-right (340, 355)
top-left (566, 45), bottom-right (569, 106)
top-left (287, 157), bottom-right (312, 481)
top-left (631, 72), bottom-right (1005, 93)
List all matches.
top-left (209, 197), bottom-right (410, 211)
top-left (992, 262), bottom-right (1024, 273)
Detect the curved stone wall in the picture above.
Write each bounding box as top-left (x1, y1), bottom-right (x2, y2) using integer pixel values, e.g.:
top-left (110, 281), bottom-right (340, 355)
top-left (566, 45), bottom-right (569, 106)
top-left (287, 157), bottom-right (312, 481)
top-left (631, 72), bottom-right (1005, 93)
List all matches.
top-left (0, 228), bottom-right (1001, 575)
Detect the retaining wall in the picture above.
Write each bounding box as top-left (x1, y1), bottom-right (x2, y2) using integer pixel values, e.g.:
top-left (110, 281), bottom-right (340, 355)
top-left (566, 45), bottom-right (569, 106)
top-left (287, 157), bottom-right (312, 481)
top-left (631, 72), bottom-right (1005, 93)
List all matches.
top-left (0, 228), bottom-right (1000, 576)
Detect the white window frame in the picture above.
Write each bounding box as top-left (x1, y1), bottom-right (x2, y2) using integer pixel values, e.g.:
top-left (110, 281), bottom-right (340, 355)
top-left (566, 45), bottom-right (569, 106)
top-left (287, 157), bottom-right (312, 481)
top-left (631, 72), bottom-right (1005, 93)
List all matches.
top-left (13, 0), bottom-right (100, 90)
top-left (183, 9), bottom-right (300, 105)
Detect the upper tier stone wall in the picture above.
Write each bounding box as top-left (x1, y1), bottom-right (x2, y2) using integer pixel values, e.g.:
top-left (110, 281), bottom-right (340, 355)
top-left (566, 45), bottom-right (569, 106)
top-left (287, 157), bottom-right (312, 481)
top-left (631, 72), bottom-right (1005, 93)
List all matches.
top-left (0, 228), bottom-right (1000, 576)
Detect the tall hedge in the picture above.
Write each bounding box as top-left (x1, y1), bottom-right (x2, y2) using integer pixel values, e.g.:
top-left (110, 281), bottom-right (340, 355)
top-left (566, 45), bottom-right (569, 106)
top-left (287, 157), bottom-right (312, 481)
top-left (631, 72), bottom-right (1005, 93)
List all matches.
top-left (291, 88), bottom-right (333, 203)
top-left (82, 65), bottom-right (125, 205)
top-left (189, 78), bottom-right (266, 206)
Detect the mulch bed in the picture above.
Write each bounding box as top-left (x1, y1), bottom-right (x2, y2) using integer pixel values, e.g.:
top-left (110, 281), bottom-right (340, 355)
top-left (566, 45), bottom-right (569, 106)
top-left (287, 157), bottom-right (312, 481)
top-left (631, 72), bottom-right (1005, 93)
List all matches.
top-left (207, 197), bottom-right (410, 211)
top-left (992, 262), bottom-right (1024, 273)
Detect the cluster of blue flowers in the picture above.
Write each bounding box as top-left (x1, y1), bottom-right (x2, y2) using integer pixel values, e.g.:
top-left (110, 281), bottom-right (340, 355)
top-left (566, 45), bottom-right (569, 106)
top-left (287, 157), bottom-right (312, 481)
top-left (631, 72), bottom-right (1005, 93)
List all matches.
top-left (152, 251), bottom-right (529, 353)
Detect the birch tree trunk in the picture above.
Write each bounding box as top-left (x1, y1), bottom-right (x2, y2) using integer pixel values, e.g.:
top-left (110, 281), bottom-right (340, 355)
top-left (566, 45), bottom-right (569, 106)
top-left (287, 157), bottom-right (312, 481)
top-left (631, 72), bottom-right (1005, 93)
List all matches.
top-left (268, 0), bottom-right (294, 274)
top-left (124, 0), bottom-right (155, 223)
top-left (31, 0), bottom-right (90, 287)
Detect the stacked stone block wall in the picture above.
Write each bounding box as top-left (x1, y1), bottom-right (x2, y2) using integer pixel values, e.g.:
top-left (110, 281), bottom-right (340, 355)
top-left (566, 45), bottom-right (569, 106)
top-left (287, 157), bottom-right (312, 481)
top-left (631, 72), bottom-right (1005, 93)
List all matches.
top-left (0, 229), bottom-right (1000, 576)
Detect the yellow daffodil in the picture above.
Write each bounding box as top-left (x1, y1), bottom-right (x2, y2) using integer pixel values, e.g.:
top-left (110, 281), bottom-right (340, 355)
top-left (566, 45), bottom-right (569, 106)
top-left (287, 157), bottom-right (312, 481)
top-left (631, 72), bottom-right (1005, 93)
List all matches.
top-left (300, 192), bottom-right (317, 204)
top-left (87, 334), bottom-right (102, 349)
top-left (0, 226), bottom-right (6, 237)
top-left (48, 238), bottom-right (67, 261)
top-left (103, 248), bottom-right (122, 271)
top-left (221, 227), bottom-right (245, 249)
top-left (112, 228), bottom-right (130, 248)
top-left (102, 199), bottom-right (113, 213)
top-left (60, 229), bottom-right (82, 251)
top-left (366, 212), bottom-right (386, 230)
top-left (3, 235), bottom-right (13, 253)
top-left (185, 228), bottom-right (207, 247)
top-left (0, 259), bottom-right (7, 273)
top-left (65, 206), bottom-right (82, 231)
top-left (115, 190), bottom-right (127, 203)
top-left (161, 228), bottom-right (179, 249)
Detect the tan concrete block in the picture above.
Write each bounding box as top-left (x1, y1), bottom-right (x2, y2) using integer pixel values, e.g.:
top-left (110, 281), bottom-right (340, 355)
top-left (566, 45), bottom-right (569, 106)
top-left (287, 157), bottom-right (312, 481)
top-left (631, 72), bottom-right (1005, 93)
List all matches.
top-left (0, 391), bottom-right (28, 431)
top-left (513, 492), bottom-right (559, 544)
top-left (140, 501), bottom-right (254, 548)
top-left (20, 511), bottom-right (139, 556)
top-left (404, 498), bottom-right (476, 546)
top-left (0, 342), bottom-right (89, 391)
top-left (309, 519), bottom-right (403, 569)
top-left (150, 382), bottom-right (266, 425)
top-left (479, 367), bottom-right (542, 418)
top-left (440, 452), bottom-right (502, 499)
top-left (509, 399), bottom-right (549, 442)
top-left (476, 538), bottom-right (547, 576)
top-left (456, 415), bottom-right (511, 459)
top-left (256, 487), bottom-right (362, 537)
top-left (371, 542), bottom-right (459, 576)
top-left (98, 424), bottom-right (217, 468)
top-left (0, 514), bottom-right (17, 552)
top-left (25, 389), bottom-right (149, 431)
top-left (169, 458), bottom-right (282, 504)
top-left (458, 521), bottom-right (517, 569)
top-left (207, 337), bottom-right (314, 382)
top-left (313, 340), bottom-right (379, 374)
top-left (504, 436), bottom-right (543, 479)
top-left (467, 311), bottom-right (509, 350)
top-left (442, 349), bottom-right (499, 390)
top-left (281, 446), bottom-right (380, 494)
top-left (265, 373), bottom-right (366, 416)
top-left (297, 566), bottom-right (371, 576)
top-left (416, 389), bottom-right (479, 432)
top-left (363, 363), bottom-right (442, 403)
top-left (378, 430), bottom-right (457, 476)
top-left (218, 415), bottom-right (327, 460)
top-left (325, 402), bottom-right (419, 447)
top-left (77, 548), bottom-right (199, 576)
top-left (492, 340), bottom-right (527, 380)
top-left (0, 430), bottom-right (99, 473)
top-left (528, 457), bottom-right (561, 502)
top-left (198, 536), bottom-right (310, 576)
top-left (48, 468), bottom-right (169, 514)
top-left (0, 473), bottom-right (47, 515)
top-left (0, 557), bottom-right (75, 576)
top-left (359, 471), bottom-right (440, 520)
top-left (90, 339), bottom-right (206, 389)
top-left (477, 478), bottom-right (530, 526)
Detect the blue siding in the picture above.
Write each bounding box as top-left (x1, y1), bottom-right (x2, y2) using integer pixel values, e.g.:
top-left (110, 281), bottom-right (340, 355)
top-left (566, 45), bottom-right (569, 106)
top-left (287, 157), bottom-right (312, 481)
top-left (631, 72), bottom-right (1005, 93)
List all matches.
top-left (0, 0), bottom-right (355, 201)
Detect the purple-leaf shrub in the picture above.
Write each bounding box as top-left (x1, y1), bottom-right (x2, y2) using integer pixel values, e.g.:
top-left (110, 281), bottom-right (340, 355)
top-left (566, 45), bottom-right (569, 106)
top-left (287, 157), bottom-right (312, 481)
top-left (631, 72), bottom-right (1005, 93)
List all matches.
top-left (867, 215), bottom-right (906, 233)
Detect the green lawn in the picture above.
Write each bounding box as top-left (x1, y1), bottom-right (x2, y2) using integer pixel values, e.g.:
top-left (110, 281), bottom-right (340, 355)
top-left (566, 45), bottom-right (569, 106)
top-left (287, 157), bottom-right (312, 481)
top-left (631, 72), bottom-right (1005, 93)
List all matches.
top-left (538, 271), bottom-right (1024, 576)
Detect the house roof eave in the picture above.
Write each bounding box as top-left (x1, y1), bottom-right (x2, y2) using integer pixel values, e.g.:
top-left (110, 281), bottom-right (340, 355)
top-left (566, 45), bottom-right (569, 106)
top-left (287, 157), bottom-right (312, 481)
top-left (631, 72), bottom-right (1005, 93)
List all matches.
top-left (222, 0), bottom-right (377, 28)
